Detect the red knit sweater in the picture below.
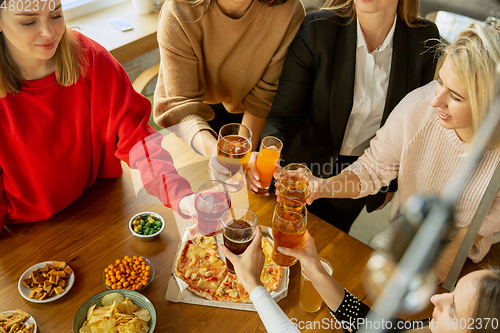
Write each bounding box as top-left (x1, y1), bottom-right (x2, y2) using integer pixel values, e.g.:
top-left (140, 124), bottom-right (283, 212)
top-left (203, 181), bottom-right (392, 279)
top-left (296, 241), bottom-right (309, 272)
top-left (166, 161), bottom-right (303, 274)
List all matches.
top-left (0, 32), bottom-right (193, 231)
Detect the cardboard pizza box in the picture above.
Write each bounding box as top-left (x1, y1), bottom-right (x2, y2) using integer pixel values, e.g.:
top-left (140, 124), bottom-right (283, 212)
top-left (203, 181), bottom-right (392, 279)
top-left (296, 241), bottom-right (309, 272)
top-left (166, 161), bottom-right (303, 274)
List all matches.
top-left (165, 224), bottom-right (289, 311)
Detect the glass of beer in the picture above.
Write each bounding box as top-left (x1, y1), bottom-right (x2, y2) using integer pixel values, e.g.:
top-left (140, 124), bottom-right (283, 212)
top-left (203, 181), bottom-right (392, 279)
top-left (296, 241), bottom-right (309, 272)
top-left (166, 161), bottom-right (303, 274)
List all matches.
top-left (254, 136), bottom-right (283, 195)
top-left (221, 208), bottom-right (258, 274)
top-left (194, 180), bottom-right (231, 237)
top-left (215, 123), bottom-right (252, 191)
top-left (271, 201), bottom-right (307, 267)
top-left (299, 258), bottom-right (333, 312)
top-left (276, 163), bottom-right (312, 212)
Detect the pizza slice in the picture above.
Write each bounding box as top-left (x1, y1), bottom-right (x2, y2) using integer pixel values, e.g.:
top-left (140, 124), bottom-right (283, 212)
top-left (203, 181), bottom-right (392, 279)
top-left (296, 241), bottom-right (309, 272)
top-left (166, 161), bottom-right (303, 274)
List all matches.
top-left (175, 240), bottom-right (227, 300)
top-left (186, 225), bottom-right (218, 252)
top-left (215, 265), bottom-right (283, 303)
top-left (261, 237), bottom-right (276, 266)
top-left (215, 273), bottom-right (250, 303)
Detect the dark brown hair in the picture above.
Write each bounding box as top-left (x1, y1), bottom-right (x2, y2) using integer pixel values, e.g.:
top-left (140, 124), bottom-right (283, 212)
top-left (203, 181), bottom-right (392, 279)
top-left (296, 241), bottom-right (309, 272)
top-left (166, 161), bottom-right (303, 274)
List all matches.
top-left (471, 267), bottom-right (500, 333)
top-left (321, 0), bottom-right (421, 27)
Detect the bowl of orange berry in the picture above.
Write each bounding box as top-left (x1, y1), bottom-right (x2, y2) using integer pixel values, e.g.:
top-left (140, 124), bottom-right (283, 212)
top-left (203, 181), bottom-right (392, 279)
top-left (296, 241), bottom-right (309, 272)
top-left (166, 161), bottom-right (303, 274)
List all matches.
top-left (102, 255), bottom-right (154, 292)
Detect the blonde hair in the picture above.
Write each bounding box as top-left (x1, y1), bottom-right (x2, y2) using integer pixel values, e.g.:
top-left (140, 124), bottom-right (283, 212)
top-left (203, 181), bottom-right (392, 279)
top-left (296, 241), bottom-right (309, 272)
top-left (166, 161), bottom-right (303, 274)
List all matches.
top-left (437, 22), bottom-right (500, 150)
top-left (0, 3), bottom-right (85, 98)
top-left (321, 0), bottom-right (421, 27)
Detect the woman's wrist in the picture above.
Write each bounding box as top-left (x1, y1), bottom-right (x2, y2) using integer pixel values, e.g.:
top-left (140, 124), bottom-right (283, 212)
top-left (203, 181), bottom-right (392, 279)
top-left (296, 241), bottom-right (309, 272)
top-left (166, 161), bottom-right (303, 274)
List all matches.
top-left (241, 278), bottom-right (263, 295)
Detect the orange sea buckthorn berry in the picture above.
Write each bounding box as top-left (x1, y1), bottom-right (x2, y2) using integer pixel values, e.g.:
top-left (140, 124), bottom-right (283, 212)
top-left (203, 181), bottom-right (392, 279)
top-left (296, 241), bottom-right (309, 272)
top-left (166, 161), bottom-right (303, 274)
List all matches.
top-left (133, 255), bottom-right (138, 260)
top-left (146, 266), bottom-right (151, 271)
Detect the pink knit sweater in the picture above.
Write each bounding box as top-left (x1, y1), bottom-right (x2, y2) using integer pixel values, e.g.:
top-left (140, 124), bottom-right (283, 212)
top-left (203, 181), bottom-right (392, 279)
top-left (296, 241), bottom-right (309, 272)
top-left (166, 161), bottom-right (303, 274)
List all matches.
top-left (347, 82), bottom-right (500, 262)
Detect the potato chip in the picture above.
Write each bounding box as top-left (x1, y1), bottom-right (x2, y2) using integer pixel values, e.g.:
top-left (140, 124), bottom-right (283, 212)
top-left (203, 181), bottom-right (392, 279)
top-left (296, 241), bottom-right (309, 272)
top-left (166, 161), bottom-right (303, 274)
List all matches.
top-left (80, 295), bottom-right (150, 333)
top-left (102, 293), bottom-right (125, 306)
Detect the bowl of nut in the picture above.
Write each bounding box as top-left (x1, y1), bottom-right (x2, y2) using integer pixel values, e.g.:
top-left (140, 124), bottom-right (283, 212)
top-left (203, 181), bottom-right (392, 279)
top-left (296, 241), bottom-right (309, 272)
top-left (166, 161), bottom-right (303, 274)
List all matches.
top-left (102, 255), bottom-right (154, 292)
top-left (129, 212), bottom-right (164, 242)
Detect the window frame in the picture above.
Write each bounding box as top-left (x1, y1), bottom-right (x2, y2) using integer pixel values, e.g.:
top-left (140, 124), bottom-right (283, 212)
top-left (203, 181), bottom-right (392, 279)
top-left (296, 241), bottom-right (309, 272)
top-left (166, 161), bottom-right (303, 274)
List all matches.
top-left (62, 0), bottom-right (127, 20)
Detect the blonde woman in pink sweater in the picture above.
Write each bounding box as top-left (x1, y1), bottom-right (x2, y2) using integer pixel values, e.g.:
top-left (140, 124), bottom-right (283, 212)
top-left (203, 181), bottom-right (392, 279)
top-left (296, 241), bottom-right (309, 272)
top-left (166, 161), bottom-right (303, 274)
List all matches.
top-left (301, 22), bottom-right (500, 283)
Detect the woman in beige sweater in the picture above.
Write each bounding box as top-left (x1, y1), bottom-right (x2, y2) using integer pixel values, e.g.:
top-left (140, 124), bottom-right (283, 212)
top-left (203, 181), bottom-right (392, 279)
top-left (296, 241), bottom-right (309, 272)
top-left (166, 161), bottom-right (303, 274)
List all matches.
top-left (299, 22), bottom-right (500, 282)
top-left (153, 0), bottom-right (305, 159)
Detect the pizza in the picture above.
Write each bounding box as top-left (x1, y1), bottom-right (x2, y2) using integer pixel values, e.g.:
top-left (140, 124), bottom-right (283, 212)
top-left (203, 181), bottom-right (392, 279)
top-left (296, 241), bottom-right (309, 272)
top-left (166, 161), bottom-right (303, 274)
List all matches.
top-left (175, 240), bottom-right (227, 300)
top-left (175, 225), bottom-right (283, 303)
top-left (215, 266), bottom-right (283, 303)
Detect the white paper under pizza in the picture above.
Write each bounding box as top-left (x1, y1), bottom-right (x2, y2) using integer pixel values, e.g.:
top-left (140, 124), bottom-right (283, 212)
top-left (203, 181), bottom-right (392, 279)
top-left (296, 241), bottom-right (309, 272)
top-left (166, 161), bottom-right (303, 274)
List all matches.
top-left (166, 223), bottom-right (289, 311)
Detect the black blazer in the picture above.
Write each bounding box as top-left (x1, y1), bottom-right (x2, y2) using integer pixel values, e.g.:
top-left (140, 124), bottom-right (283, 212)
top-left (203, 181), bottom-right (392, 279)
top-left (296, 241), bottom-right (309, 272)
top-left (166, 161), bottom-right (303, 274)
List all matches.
top-left (262, 11), bottom-right (440, 179)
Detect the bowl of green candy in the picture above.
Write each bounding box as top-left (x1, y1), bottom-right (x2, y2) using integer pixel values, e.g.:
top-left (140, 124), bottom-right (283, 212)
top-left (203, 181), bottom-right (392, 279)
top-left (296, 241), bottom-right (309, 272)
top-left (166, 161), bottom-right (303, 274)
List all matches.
top-left (129, 212), bottom-right (164, 242)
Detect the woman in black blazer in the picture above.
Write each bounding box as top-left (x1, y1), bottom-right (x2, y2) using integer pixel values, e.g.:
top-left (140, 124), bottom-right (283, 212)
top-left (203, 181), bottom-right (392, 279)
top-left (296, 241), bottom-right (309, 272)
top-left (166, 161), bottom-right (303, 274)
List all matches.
top-left (248, 0), bottom-right (440, 232)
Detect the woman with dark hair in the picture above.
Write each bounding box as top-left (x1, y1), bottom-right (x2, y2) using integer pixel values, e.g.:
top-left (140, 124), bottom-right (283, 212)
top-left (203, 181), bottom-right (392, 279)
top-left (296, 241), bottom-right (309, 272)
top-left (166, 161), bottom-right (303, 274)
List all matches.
top-left (153, 0), bottom-right (305, 161)
top-left (247, 0), bottom-right (440, 233)
top-left (0, 0), bottom-right (196, 233)
top-left (224, 226), bottom-right (500, 333)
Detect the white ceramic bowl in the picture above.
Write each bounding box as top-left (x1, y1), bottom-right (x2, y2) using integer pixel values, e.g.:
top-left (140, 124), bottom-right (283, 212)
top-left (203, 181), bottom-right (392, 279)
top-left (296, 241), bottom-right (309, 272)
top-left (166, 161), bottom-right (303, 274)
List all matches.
top-left (18, 261), bottom-right (75, 303)
top-left (129, 212), bottom-right (165, 242)
top-left (0, 311), bottom-right (37, 333)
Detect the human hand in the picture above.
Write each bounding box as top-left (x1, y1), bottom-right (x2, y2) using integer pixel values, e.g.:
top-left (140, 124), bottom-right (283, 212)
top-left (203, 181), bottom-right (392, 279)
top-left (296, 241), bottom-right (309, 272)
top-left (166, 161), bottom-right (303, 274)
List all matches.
top-left (276, 229), bottom-right (323, 279)
top-left (221, 226), bottom-right (265, 294)
top-left (178, 194), bottom-right (196, 219)
top-left (209, 153), bottom-right (245, 192)
top-left (245, 152), bottom-right (263, 193)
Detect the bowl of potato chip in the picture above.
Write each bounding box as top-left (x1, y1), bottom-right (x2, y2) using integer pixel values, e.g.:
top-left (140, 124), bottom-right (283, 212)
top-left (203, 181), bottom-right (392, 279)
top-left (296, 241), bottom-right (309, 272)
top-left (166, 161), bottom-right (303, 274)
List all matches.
top-left (72, 290), bottom-right (156, 333)
top-left (129, 212), bottom-right (164, 242)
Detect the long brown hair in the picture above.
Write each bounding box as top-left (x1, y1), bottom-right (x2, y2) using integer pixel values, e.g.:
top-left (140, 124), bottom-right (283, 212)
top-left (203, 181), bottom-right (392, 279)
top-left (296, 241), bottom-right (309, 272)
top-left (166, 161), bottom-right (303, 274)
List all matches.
top-left (321, 0), bottom-right (421, 27)
top-left (471, 267), bottom-right (500, 333)
top-left (0, 1), bottom-right (84, 97)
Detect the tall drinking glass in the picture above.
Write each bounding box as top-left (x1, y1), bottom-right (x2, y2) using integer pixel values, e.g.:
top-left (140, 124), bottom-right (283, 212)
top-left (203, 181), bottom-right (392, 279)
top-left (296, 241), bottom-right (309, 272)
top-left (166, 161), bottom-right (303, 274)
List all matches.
top-left (194, 180), bottom-right (231, 237)
top-left (255, 136), bottom-right (283, 195)
top-left (271, 201), bottom-right (307, 267)
top-left (221, 208), bottom-right (258, 274)
top-left (299, 258), bottom-right (333, 312)
top-left (215, 123), bottom-right (252, 191)
top-left (276, 163), bottom-right (312, 212)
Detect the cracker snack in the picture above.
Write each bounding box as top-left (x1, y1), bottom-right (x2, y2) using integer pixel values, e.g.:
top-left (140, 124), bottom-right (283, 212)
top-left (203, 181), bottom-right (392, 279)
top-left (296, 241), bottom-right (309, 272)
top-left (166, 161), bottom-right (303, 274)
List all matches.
top-left (0, 309), bottom-right (35, 333)
top-left (21, 261), bottom-right (72, 300)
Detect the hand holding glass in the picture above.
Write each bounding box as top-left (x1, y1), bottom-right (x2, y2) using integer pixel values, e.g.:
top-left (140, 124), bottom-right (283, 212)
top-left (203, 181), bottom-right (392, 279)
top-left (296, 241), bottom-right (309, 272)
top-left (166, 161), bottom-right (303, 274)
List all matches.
top-left (271, 201), bottom-right (307, 267)
top-left (221, 209), bottom-right (258, 274)
top-left (194, 180), bottom-right (231, 236)
top-left (277, 163), bottom-right (312, 212)
top-left (299, 258), bottom-right (333, 312)
top-left (213, 123), bottom-right (252, 191)
top-left (254, 136), bottom-right (283, 195)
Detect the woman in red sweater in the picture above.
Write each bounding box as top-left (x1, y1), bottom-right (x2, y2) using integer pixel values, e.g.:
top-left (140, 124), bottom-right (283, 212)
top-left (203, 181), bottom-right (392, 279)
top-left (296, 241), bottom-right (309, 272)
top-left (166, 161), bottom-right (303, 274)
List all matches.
top-left (0, 0), bottom-right (195, 232)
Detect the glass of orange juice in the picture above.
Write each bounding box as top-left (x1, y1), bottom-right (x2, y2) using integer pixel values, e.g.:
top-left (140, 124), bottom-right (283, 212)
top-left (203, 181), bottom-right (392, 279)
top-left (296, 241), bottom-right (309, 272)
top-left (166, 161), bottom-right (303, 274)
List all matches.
top-left (299, 258), bottom-right (333, 312)
top-left (254, 136), bottom-right (283, 195)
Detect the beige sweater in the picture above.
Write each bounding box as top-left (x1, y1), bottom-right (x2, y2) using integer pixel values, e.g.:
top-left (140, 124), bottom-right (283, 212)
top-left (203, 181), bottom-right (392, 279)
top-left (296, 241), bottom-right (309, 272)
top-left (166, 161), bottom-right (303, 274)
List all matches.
top-left (347, 82), bottom-right (500, 263)
top-left (154, 0), bottom-right (305, 144)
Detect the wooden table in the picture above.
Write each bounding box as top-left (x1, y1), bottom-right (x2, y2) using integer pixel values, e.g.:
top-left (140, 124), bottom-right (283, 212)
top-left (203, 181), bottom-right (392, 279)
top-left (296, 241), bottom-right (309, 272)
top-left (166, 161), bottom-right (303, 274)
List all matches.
top-left (2, 132), bottom-right (499, 332)
top-left (0, 133), bottom-right (375, 332)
